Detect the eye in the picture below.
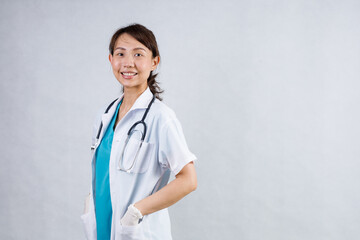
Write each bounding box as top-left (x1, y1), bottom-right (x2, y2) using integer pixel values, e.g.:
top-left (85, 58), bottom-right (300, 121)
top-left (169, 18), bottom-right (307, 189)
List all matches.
top-left (117, 53), bottom-right (124, 56)
top-left (135, 53), bottom-right (142, 57)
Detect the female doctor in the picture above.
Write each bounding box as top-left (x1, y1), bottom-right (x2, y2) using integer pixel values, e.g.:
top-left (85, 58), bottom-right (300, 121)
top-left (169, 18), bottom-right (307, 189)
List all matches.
top-left (81, 24), bottom-right (197, 240)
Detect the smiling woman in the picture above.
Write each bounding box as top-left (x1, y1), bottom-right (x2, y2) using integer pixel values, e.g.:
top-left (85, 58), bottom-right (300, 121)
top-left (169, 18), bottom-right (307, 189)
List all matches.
top-left (81, 24), bottom-right (197, 240)
top-left (109, 33), bottom-right (159, 95)
top-left (109, 24), bottom-right (163, 100)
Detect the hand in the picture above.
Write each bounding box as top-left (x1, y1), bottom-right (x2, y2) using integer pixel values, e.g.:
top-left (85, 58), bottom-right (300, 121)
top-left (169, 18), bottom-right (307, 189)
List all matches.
top-left (120, 204), bottom-right (143, 226)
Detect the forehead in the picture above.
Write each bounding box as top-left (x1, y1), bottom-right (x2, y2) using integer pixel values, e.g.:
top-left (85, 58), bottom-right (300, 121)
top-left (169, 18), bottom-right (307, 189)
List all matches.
top-left (114, 33), bottom-right (149, 51)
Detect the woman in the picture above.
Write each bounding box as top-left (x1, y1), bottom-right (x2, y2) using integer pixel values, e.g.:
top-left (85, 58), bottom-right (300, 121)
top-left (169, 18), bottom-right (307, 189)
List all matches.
top-left (81, 24), bottom-right (197, 240)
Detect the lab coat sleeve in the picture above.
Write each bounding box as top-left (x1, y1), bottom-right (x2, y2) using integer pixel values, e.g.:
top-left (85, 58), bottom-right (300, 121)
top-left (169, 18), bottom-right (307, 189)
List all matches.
top-left (158, 118), bottom-right (197, 175)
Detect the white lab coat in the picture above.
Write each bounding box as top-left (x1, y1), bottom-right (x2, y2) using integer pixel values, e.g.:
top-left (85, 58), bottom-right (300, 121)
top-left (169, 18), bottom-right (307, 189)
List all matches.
top-left (81, 87), bottom-right (196, 240)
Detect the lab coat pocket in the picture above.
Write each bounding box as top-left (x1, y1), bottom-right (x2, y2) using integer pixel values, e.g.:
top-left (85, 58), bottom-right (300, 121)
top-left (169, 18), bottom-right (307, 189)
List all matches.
top-left (80, 194), bottom-right (96, 240)
top-left (80, 212), bottom-right (96, 240)
top-left (121, 138), bottom-right (154, 173)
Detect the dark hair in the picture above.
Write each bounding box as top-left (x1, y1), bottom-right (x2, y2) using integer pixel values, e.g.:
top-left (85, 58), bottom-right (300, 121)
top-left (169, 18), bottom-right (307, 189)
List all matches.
top-left (109, 23), bottom-right (163, 100)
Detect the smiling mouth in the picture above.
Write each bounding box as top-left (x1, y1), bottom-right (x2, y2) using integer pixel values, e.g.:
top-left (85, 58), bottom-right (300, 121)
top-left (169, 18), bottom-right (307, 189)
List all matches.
top-left (121, 72), bottom-right (137, 76)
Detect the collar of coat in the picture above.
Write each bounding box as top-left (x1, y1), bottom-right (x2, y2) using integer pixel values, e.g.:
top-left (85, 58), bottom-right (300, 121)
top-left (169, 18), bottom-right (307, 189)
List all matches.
top-left (107, 86), bottom-right (153, 114)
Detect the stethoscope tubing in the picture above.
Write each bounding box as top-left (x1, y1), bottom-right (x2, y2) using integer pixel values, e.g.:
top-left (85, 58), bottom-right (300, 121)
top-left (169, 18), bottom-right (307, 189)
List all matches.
top-left (95, 95), bottom-right (155, 143)
top-left (92, 95), bottom-right (156, 172)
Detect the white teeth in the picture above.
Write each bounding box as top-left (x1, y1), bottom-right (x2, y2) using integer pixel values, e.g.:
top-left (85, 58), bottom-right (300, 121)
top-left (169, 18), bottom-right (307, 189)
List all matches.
top-left (122, 72), bottom-right (136, 76)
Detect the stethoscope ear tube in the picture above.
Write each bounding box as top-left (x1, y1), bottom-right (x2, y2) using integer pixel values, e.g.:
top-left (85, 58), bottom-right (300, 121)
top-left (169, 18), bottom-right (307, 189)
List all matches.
top-left (95, 98), bottom-right (119, 140)
top-left (96, 122), bottom-right (103, 140)
top-left (141, 96), bottom-right (156, 121)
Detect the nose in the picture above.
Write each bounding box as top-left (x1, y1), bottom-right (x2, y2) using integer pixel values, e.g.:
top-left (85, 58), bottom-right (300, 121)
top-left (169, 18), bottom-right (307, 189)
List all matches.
top-left (123, 54), bottom-right (134, 68)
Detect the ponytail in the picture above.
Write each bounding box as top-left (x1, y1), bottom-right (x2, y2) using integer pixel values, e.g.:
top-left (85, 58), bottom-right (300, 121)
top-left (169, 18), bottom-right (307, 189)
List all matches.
top-left (148, 71), bottom-right (163, 101)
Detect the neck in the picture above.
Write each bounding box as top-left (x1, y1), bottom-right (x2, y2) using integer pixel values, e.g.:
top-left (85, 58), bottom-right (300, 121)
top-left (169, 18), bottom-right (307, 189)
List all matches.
top-left (122, 85), bottom-right (147, 110)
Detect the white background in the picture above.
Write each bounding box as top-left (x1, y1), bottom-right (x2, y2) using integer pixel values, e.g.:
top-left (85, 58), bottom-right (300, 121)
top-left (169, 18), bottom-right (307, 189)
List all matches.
top-left (1, 0), bottom-right (359, 239)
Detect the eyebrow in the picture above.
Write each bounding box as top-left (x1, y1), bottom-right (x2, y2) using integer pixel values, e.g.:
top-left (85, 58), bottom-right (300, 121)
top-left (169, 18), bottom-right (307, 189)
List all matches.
top-left (114, 47), bottom-right (147, 52)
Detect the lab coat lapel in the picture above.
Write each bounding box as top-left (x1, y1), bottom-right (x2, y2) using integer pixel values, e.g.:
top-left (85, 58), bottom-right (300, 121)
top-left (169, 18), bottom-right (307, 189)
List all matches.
top-left (128, 87), bottom-right (153, 112)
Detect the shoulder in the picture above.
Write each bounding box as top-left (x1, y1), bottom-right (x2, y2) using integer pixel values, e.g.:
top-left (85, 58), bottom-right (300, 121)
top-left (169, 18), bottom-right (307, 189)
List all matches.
top-left (150, 99), bottom-right (178, 124)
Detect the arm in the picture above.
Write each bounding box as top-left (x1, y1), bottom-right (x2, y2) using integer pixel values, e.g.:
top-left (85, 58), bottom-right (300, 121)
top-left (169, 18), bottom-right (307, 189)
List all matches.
top-left (134, 161), bottom-right (197, 216)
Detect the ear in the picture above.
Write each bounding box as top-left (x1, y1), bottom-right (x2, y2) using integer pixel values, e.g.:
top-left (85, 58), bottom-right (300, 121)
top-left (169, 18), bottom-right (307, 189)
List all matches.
top-left (108, 53), bottom-right (113, 63)
top-left (151, 56), bottom-right (160, 71)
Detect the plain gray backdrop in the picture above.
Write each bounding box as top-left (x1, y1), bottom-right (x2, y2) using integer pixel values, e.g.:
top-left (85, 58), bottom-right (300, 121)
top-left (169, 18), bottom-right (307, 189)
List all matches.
top-left (1, 0), bottom-right (359, 239)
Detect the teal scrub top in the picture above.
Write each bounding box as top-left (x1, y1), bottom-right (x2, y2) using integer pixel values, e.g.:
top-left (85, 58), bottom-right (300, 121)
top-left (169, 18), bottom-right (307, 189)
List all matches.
top-left (95, 100), bottom-right (121, 240)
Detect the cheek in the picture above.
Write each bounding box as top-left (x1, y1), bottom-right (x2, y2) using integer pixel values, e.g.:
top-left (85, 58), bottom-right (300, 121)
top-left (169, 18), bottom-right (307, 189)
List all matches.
top-left (111, 60), bottom-right (121, 70)
top-left (138, 61), bottom-right (153, 72)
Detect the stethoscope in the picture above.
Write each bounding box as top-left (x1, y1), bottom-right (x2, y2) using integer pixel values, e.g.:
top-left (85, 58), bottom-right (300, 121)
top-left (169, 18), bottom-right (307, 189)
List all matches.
top-left (91, 95), bottom-right (156, 173)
